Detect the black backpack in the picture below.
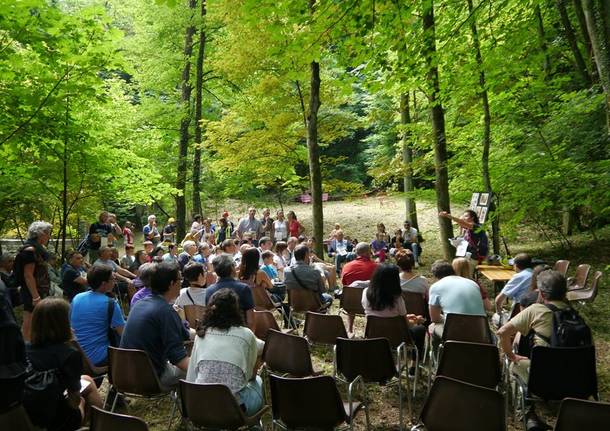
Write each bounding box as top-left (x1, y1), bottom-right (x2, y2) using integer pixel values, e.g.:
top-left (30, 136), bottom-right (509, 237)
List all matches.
top-left (542, 303), bottom-right (592, 348)
top-left (22, 365), bottom-right (62, 425)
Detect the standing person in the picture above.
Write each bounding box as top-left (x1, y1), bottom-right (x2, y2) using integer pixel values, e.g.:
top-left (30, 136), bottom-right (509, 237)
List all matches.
top-left (439, 210), bottom-right (489, 262)
top-left (286, 237), bottom-right (298, 264)
top-left (186, 289), bottom-right (264, 416)
top-left (163, 218), bottom-right (177, 243)
top-left (200, 218), bottom-right (216, 245)
top-left (273, 210), bottom-right (288, 243)
top-left (122, 221), bottom-right (134, 248)
top-left (143, 215), bottom-right (161, 245)
top-left (402, 220), bottom-right (422, 267)
top-left (14, 221), bottom-right (52, 341)
top-left (286, 211), bottom-right (304, 238)
top-left (106, 214), bottom-right (123, 248)
top-left (24, 297), bottom-right (103, 430)
top-left (260, 208), bottom-right (274, 240)
top-left (273, 241), bottom-right (289, 280)
top-left (191, 215), bottom-right (203, 235)
top-left (236, 208), bottom-right (264, 244)
top-left (61, 251), bottom-right (88, 303)
top-left (88, 212), bottom-right (113, 264)
top-left (215, 217), bottom-right (233, 244)
top-left (120, 263), bottom-right (191, 390)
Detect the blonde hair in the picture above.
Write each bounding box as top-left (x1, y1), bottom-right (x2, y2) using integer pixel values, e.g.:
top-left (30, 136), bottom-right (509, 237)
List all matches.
top-left (452, 257), bottom-right (473, 280)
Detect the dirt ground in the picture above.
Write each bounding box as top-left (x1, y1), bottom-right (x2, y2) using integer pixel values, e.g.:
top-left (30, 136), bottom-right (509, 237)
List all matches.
top-left (105, 195), bottom-right (609, 430)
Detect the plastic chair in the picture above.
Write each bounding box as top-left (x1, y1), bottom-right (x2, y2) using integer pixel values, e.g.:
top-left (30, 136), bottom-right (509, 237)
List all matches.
top-left (441, 313), bottom-right (493, 344)
top-left (513, 345), bottom-right (598, 429)
top-left (287, 288), bottom-right (330, 326)
top-left (90, 405), bottom-right (148, 431)
top-left (106, 347), bottom-right (178, 428)
top-left (0, 405), bottom-right (37, 431)
top-left (416, 376), bottom-right (505, 431)
top-left (183, 304), bottom-right (205, 329)
top-left (253, 310), bottom-right (294, 341)
top-left (434, 341), bottom-right (501, 389)
top-left (251, 286), bottom-right (291, 324)
top-left (335, 337), bottom-right (408, 430)
top-left (339, 286), bottom-right (366, 316)
top-left (178, 380), bottom-right (269, 430)
top-left (567, 271), bottom-right (602, 304)
top-left (401, 291), bottom-right (429, 323)
top-left (269, 374), bottom-right (370, 431)
top-left (262, 329), bottom-right (315, 377)
top-left (567, 264), bottom-right (591, 291)
top-left (554, 397), bottom-right (610, 430)
top-left (553, 259), bottom-right (570, 277)
top-left (304, 311), bottom-right (348, 345)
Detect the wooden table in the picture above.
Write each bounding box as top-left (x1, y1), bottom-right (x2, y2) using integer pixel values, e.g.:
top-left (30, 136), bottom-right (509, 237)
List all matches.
top-left (476, 265), bottom-right (515, 295)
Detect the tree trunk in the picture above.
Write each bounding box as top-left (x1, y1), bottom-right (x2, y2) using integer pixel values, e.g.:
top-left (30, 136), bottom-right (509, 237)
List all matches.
top-left (535, 5), bottom-right (552, 78)
top-left (422, 0), bottom-right (454, 260)
top-left (573, 0), bottom-right (598, 80)
top-left (61, 94), bottom-right (69, 260)
top-left (400, 93), bottom-right (418, 230)
top-left (557, 0), bottom-right (592, 85)
top-left (176, 0), bottom-right (197, 242)
top-left (192, 0), bottom-right (206, 218)
top-left (467, 0), bottom-right (499, 255)
top-left (583, 0), bottom-right (610, 134)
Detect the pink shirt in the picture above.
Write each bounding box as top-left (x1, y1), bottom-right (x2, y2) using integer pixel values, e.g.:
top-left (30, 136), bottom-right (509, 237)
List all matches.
top-left (122, 227), bottom-right (133, 245)
top-left (361, 288), bottom-right (407, 317)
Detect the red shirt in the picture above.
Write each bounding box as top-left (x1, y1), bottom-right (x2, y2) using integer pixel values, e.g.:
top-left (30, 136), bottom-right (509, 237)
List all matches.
top-left (288, 219), bottom-right (300, 237)
top-left (122, 227), bottom-right (133, 245)
top-left (341, 257), bottom-right (378, 286)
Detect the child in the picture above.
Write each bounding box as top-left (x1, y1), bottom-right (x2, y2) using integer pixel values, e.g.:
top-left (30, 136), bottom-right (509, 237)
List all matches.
top-left (328, 223), bottom-right (341, 241)
top-left (261, 251), bottom-right (279, 281)
top-left (371, 232), bottom-right (388, 262)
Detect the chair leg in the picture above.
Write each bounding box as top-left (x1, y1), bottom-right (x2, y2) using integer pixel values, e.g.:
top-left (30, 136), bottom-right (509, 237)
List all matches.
top-left (167, 391), bottom-right (177, 430)
top-left (398, 374), bottom-right (404, 431)
top-left (103, 384), bottom-right (113, 408)
top-left (364, 403), bottom-right (371, 431)
top-left (412, 348), bottom-right (419, 399)
top-left (110, 390), bottom-right (119, 412)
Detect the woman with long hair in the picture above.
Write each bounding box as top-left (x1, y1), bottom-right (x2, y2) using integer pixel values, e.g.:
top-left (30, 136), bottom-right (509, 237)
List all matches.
top-left (452, 257), bottom-right (493, 312)
top-left (186, 289), bottom-right (264, 415)
top-left (24, 297), bottom-right (102, 430)
top-left (362, 264), bottom-right (426, 374)
top-left (238, 248), bottom-right (273, 291)
top-left (439, 209), bottom-right (489, 262)
top-left (286, 211), bottom-right (304, 238)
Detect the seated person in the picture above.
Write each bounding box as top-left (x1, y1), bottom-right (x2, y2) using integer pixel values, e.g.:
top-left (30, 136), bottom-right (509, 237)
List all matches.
top-left (120, 262), bottom-right (190, 390)
top-left (497, 270), bottom-right (571, 431)
top-left (327, 230), bottom-right (355, 275)
top-left (389, 229), bottom-right (407, 256)
top-left (284, 244), bottom-right (333, 305)
top-left (186, 289), bottom-right (264, 416)
top-left (71, 265), bottom-right (125, 367)
top-left (370, 232), bottom-right (388, 262)
top-left (361, 264), bottom-right (426, 374)
top-left (495, 253), bottom-right (533, 315)
top-left (25, 297), bottom-right (102, 430)
top-left (396, 249), bottom-right (428, 296)
top-left (61, 250), bottom-right (88, 302)
top-left (193, 243), bottom-right (211, 265)
top-left (402, 220), bottom-right (422, 267)
top-left (261, 251), bottom-right (279, 281)
top-left (119, 244), bottom-right (136, 270)
top-left (428, 260), bottom-right (486, 353)
top-left (130, 262), bottom-right (157, 308)
top-left (92, 246), bottom-right (136, 287)
top-left (452, 257), bottom-right (493, 312)
top-left (175, 263), bottom-right (208, 307)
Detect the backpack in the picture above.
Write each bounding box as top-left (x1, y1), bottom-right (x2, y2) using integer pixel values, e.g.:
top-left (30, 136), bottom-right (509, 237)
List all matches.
top-left (543, 303), bottom-right (592, 348)
top-left (22, 365), bottom-right (62, 425)
top-left (76, 235), bottom-right (90, 257)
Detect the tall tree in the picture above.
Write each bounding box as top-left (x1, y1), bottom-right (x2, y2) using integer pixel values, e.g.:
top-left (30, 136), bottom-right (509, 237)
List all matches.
top-left (556, 0), bottom-right (592, 85)
top-left (176, 0), bottom-right (197, 241)
top-left (422, 0), bottom-right (454, 259)
top-left (535, 5), bottom-right (552, 78)
top-left (400, 92), bottom-right (418, 229)
top-left (572, 0), bottom-right (597, 79)
top-left (192, 0), bottom-right (207, 217)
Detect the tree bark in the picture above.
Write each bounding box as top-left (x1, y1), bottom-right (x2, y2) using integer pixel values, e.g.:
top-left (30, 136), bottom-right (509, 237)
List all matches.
top-left (573, 0), bottom-right (597, 80)
top-left (176, 0), bottom-right (197, 242)
top-left (556, 0), bottom-right (592, 85)
top-left (192, 0), bottom-right (206, 218)
top-left (583, 0), bottom-right (610, 134)
top-left (400, 93), bottom-right (418, 230)
top-left (61, 93), bottom-right (69, 260)
top-left (535, 5), bottom-right (552, 78)
top-left (467, 0), bottom-right (499, 255)
top-left (422, 0), bottom-right (454, 260)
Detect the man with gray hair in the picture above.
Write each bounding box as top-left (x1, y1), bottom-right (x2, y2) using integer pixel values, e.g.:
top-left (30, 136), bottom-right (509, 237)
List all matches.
top-left (205, 254), bottom-right (255, 332)
top-left (13, 221), bottom-right (53, 340)
top-left (236, 207), bottom-right (264, 244)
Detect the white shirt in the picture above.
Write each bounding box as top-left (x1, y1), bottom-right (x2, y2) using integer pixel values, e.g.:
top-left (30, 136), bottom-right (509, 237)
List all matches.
top-left (273, 220), bottom-right (288, 241)
top-left (402, 227), bottom-right (418, 243)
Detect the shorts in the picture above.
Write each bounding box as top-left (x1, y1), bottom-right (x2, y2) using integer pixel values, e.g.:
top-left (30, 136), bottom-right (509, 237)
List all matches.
top-left (20, 286), bottom-right (49, 313)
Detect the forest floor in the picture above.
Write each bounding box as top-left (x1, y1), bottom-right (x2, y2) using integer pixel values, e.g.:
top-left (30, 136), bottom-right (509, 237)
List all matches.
top-left (99, 195), bottom-right (608, 429)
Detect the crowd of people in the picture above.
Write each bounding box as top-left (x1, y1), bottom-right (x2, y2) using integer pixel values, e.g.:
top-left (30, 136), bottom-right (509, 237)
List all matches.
top-left (0, 206), bottom-right (595, 431)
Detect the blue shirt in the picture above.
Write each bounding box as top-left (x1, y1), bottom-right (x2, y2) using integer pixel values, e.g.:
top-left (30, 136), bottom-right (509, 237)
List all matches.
top-left (501, 268), bottom-right (533, 301)
top-left (120, 294), bottom-right (189, 377)
top-left (205, 277), bottom-right (254, 311)
top-left (261, 264), bottom-right (278, 280)
top-left (71, 291), bottom-right (125, 365)
top-left (428, 275), bottom-right (486, 317)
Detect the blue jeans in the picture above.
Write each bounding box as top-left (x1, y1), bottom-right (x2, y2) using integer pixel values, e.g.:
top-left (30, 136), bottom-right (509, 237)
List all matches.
top-left (238, 375), bottom-right (264, 416)
top-left (321, 293), bottom-right (334, 304)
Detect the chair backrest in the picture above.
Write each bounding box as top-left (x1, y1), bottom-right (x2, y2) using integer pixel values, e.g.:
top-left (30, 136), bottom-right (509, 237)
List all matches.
top-left (69, 340), bottom-right (107, 377)
top-left (554, 260), bottom-right (570, 276)
top-left (339, 286), bottom-right (365, 315)
top-left (364, 315), bottom-right (414, 349)
top-left (183, 304), bottom-right (206, 329)
top-left (436, 341), bottom-right (501, 389)
top-left (269, 374), bottom-right (346, 430)
top-left (288, 288), bottom-right (323, 313)
top-left (304, 312), bottom-right (347, 345)
top-left (554, 398), bottom-right (610, 430)
top-left (252, 287), bottom-right (276, 311)
top-left (335, 337), bottom-right (397, 384)
top-left (263, 329), bottom-right (314, 377)
top-left (178, 380), bottom-right (246, 429)
top-left (253, 310), bottom-right (280, 340)
top-left (572, 264), bottom-right (591, 289)
top-left (420, 376), bottom-right (505, 431)
top-left (589, 271), bottom-right (602, 301)
top-left (90, 405), bottom-right (149, 431)
top-left (0, 405), bottom-right (36, 431)
top-left (401, 291), bottom-right (428, 320)
top-left (528, 345), bottom-right (598, 401)
top-left (108, 347), bottom-right (163, 395)
top-left (441, 313), bottom-right (493, 344)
